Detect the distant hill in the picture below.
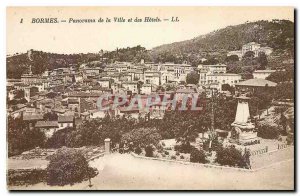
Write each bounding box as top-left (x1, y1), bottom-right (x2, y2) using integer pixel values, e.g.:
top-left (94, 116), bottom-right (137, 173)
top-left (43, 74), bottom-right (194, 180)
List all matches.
top-left (6, 20), bottom-right (294, 78)
top-left (6, 51), bottom-right (101, 79)
top-left (150, 20), bottom-right (294, 63)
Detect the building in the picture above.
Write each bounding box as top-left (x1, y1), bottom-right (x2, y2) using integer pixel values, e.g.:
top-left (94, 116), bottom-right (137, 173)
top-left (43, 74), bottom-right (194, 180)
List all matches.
top-left (253, 70), bottom-right (276, 79)
top-left (242, 42), bottom-right (261, 57)
top-left (235, 78), bottom-right (277, 95)
top-left (122, 81), bottom-right (138, 94)
top-left (227, 50), bottom-right (243, 59)
top-left (203, 64), bottom-right (227, 74)
top-left (84, 67), bottom-right (101, 76)
top-left (97, 78), bottom-right (110, 88)
top-left (35, 121), bottom-right (59, 138)
top-left (228, 42), bottom-right (273, 59)
top-left (140, 84), bottom-right (152, 94)
top-left (206, 73), bottom-right (242, 86)
top-left (58, 115), bottom-right (74, 130)
top-left (144, 71), bottom-right (160, 86)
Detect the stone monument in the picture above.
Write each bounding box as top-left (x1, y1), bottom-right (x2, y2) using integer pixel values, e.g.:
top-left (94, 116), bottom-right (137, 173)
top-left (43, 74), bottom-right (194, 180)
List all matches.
top-left (231, 95), bottom-right (258, 145)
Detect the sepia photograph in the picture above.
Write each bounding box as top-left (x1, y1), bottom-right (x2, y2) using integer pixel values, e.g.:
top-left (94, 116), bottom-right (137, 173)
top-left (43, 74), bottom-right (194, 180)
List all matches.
top-left (6, 6), bottom-right (295, 190)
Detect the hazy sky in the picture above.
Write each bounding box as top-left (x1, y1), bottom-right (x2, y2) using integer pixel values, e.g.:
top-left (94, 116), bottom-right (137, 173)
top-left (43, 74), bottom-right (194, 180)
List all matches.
top-left (7, 7), bottom-right (294, 55)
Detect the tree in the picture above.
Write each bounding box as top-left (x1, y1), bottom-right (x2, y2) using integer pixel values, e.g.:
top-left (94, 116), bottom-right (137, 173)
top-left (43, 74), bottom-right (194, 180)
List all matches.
top-left (14, 90), bottom-right (24, 99)
top-left (43, 112), bottom-right (58, 121)
top-left (243, 51), bottom-right (255, 59)
top-left (221, 84), bottom-right (234, 94)
top-left (266, 68), bottom-right (294, 83)
top-left (225, 55), bottom-right (239, 63)
top-left (215, 145), bottom-right (247, 168)
top-left (257, 124), bottom-right (280, 139)
top-left (8, 116), bottom-right (46, 156)
top-left (186, 71), bottom-right (200, 84)
top-left (46, 127), bottom-right (75, 148)
top-left (274, 83), bottom-right (294, 100)
top-left (190, 149), bottom-right (207, 163)
top-left (121, 127), bottom-right (162, 147)
top-left (46, 148), bottom-right (98, 186)
top-left (257, 52), bottom-right (268, 70)
top-left (145, 145), bottom-right (154, 157)
top-left (202, 58), bottom-right (219, 65)
top-left (137, 81), bottom-right (144, 94)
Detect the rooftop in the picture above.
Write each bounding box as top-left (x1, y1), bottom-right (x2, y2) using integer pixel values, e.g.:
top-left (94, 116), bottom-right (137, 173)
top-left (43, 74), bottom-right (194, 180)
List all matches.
top-left (236, 78), bottom-right (277, 87)
top-left (253, 70), bottom-right (276, 73)
top-left (58, 115), bottom-right (74, 123)
top-left (35, 121), bottom-right (58, 128)
top-left (23, 114), bottom-right (44, 121)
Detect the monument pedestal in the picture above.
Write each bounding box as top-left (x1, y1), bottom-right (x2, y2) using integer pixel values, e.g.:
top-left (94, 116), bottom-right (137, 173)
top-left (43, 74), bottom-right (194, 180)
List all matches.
top-left (231, 95), bottom-right (259, 145)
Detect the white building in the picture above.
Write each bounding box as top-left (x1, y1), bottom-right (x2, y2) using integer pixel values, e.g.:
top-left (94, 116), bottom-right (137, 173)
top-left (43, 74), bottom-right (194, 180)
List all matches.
top-left (203, 64), bottom-right (227, 74)
top-left (253, 70), bottom-right (276, 79)
top-left (98, 78), bottom-right (110, 88)
top-left (141, 84), bottom-right (152, 94)
top-left (242, 42), bottom-right (261, 57)
top-left (144, 71), bottom-right (160, 86)
top-left (122, 81), bottom-right (138, 94)
top-left (58, 116), bottom-right (74, 130)
top-left (206, 73), bottom-right (242, 90)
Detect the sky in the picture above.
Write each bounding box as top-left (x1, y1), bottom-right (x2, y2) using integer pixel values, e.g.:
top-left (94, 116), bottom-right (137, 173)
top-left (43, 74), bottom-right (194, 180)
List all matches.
top-left (6, 7), bottom-right (294, 55)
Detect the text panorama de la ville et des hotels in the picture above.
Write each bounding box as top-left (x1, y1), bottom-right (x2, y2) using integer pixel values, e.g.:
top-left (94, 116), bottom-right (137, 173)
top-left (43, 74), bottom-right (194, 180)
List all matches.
top-left (22, 16), bottom-right (180, 24)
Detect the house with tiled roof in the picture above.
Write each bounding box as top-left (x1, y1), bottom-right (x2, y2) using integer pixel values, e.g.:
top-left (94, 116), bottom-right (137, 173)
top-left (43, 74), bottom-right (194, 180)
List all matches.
top-left (235, 78), bottom-right (277, 95)
top-left (58, 115), bottom-right (74, 130)
top-left (35, 121), bottom-right (59, 138)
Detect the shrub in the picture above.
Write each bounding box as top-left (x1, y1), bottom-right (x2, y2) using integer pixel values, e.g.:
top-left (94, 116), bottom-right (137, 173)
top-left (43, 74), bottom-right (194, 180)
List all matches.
top-left (134, 146), bottom-right (142, 155)
top-left (162, 153), bottom-right (166, 158)
top-left (46, 148), bottom-right (98, 186)
top-left (215, 145), bottom-right (248, 168)
top-left (121, 127), bottom-right (162, 147)
top-left (174, 142), bottom-right (196, 153)
top-left (180, 155), bottom-right (185, 159)
top-left (8, 169), bottom-right (46, 186)
top-left (175, 151), bottom-right (180, 156)
top-left (171, 155), bottom-right (176, 160)
top-left (203, 138), bottom-right (222, 152)
top-left (190, 149), bottom-right (207, 163)
top-left (145, 145), bottom-right (154, 157)
top-left (161, 142), bottom-right (166, 146)
top-left (46, 127), bottom-right (74, 148)
top-left (164, 151), bottom-right (169, 155)
top-left (257, 125), bottom-right (280, 139)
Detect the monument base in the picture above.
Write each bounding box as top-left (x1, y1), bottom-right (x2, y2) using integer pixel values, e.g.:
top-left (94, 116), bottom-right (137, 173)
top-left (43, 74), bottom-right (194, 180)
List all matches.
top-left (238, 131), bottom-right (260, 145)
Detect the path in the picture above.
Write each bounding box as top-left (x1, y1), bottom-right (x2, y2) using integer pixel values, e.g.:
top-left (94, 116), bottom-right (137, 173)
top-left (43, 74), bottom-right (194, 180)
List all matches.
top-left (10, 153), bottom-right (294, 190)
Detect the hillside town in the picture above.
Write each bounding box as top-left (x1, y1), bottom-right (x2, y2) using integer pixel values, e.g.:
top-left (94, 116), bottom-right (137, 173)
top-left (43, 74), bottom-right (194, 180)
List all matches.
top-left (6, 6), bottom-right (295, 188)
top-left (7, 39), bottom-right (294, 189)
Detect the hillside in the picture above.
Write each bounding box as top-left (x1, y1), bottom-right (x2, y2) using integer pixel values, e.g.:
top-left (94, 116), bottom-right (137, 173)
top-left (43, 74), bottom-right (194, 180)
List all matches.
top-left (150, 20), bottom-right (294, 63)
top-left (7, 51), bottom-right (101, 79)
top-left (6, 20), bottom-right (294, 78)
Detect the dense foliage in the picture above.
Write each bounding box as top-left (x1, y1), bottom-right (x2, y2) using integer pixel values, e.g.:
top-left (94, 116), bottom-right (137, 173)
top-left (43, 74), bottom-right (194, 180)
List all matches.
top-left (186, 71), bottom-right (200, 84)
top-left (7, 50), bottom-right (100, 78)
top-left (121, 127), bottom-right (162, 147)
top-left (257, 124), bottom-right (280, 139)
top-left (151, 20), bottom-right (294, 63)
top-left (190, 149), bottom-right (207, 163)
top-left (215, 145), bottom-right (249, 168)
top-left (8, 117), bottom-right (46, 156)
top-left (46, 148), bottom-right (97, 186)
